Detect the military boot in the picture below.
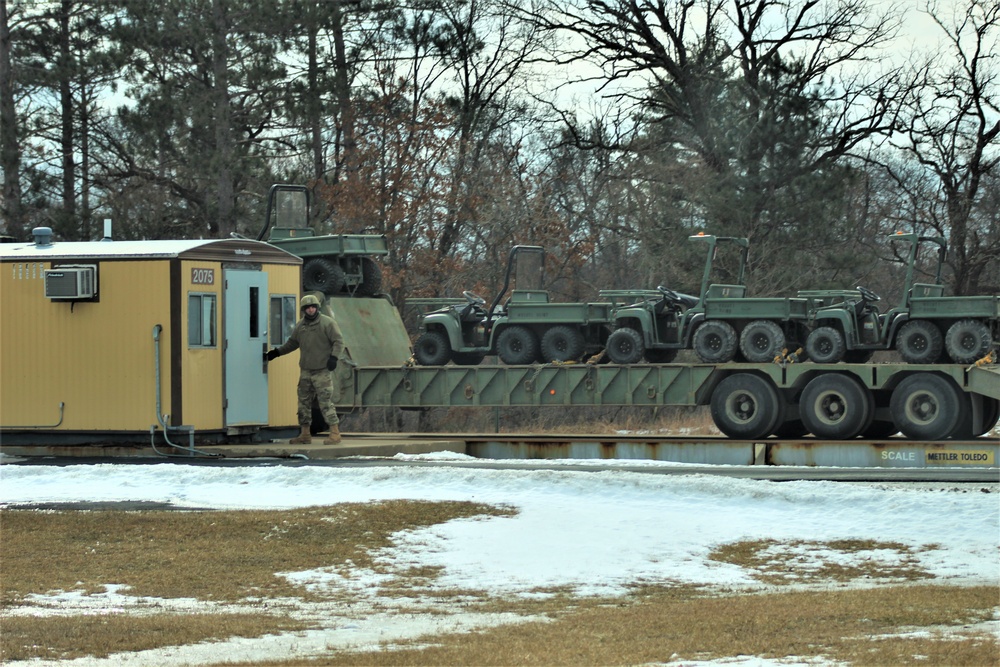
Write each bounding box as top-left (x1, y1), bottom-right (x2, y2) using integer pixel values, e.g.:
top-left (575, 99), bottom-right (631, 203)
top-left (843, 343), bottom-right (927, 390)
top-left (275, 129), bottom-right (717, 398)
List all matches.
top-left (289, 425), bottom-right (312, 444)
top-left (324, 424), bottom-right (341, 445)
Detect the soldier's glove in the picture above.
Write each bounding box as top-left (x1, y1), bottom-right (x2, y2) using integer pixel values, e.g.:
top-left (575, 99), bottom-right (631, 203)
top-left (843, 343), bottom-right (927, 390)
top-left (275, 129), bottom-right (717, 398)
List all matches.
top-left (326, 355), bottom-right (339, 371)
top-left (265, 348), bottom-right (281, 362)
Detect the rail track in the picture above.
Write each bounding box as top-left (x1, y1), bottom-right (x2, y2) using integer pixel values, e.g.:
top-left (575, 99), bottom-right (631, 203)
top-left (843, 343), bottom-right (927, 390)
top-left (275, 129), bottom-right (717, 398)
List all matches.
top-left (3, 432), bottom-right (997, 483)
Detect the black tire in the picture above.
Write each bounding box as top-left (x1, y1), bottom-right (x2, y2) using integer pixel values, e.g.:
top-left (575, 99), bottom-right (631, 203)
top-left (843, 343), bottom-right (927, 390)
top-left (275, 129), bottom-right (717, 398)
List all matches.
top-left (805, 326), bottom-right (846, 364)
top-left (451, 351), bottom-right (486, 366)
top-left (540, 325), bottom-right (586, 362)
top-left (710, 373), bottom-right (782, 439)
top-left (739, 320), bottom-right (786, 363)
top-left (890, 373), bottom-right (964, 440)
top-left (413, 331), bottom-right (451, 366)
top-left (496, 326), bottom-right (539, 365)
top-left (693, 321), bottom-right (738, 363)
top-left (606, 328), bottom-right (644, 364)
top-left (303, 258), bottom-right (346, 294)
top-left (354, 257), bottom-right (383, 296)
top-left (799, 374), bottom-right (873, 440)
top-left (944, 319), bottom-right (993, 364)
top-left (644, 348), bottom-right (678, 364)
top-left (976, 398), bottom-right (1000, 437)
top-left (896, 319), bottom-right (944, 364)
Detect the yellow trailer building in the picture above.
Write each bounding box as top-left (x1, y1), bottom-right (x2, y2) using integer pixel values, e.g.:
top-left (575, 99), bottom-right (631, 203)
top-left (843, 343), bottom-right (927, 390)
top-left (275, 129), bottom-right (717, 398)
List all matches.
top-left (0, 229), bottom-right (303, 447)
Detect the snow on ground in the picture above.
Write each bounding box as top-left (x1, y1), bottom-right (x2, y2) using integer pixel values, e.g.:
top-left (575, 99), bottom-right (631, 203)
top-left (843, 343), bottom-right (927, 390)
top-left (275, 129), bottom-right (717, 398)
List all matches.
top-left (1, 454), bottom-right (998, 666)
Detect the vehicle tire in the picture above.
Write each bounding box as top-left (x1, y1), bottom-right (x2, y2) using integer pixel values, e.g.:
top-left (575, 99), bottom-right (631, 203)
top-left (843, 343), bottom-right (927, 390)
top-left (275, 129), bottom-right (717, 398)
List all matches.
top-left (710, 373), bottom-right (782, 439)
top-left (693, 321), bottom-right (739, 363)
top-left (644, 348), bottom-right (678, 364)
top-left (799, 374), bottom-right (873, 440)
top-left (896, 319), bottom-right (944, 364)
top-left (606, 328), bottom-right (644, 364)
top-left (354, 257), bottom-right (383, 296)
top-left (413, 331), bottom-right (451, 366)
top-left (496, 326), bottom-right (539, 365)
top-left (976, 397), bottom-right (1000, 437)
top-left (540, 325), bottom-right (586, 362)
top-left (944, 319), bottom-right (993, 364)
top-left (890, 373), bottom-right (964, 440)
top-left (739, 320), bottom-right (786, 363)
top-left (805, 326), bottom-right (846, 364)
top-left (303, 258), bottom-right (346, 294)
top-left (451, 351), bottom-right (486, 366)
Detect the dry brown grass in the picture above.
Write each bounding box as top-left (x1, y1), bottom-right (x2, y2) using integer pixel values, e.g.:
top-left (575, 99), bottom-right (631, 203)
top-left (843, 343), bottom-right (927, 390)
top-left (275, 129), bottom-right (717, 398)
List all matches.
top-left (0, 501), bottom-right (514, 663)
top-left (2, 502), bottom-right (997, 666)
top-left (264, 584), bottom-right (998, 667)
top-left (0, 613), bottom-right (309, 662)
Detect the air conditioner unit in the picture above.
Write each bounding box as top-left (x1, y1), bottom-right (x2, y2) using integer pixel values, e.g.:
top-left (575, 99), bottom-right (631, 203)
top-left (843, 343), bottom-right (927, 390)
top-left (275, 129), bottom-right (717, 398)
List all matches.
top-left (45, 265), bottom-right (97, 300)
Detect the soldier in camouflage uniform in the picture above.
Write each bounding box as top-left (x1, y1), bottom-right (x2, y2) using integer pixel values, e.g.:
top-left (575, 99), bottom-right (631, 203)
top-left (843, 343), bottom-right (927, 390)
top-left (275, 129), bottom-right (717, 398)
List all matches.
top-left (265, 294), bottom-right (345, 444)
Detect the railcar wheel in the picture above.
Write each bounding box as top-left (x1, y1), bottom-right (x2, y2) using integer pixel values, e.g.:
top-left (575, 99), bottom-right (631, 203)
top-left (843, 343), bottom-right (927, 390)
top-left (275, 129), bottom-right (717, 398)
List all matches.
top-left (799, 374), bottom-right (873, 440)
top-left (889, 373), bottom-right (964, 440)
top-left (413, 331), bottom-right (451, 366)
top-left (896, 320), bottom-right (944, 364)
top-left (541, 325), bottom-right (586, 362)
top-left (739, 320), bottom-right (785, 363)
top-left (606, 328), bottom-right (644, 364)
top-left (303, 258), bottom-right (346, 294)
top-left (805, 326), bottom-right (846, 364)
top-left (710, 373), bottom-right (782, 439)
top-left (644, 347), bottom-right (678, 363)
top-left (693, 321), bottom-right (738, 363)
top-left (497, 326), bottom-right (539, 365)
top-left (944, 319), bottom-right (993, 364)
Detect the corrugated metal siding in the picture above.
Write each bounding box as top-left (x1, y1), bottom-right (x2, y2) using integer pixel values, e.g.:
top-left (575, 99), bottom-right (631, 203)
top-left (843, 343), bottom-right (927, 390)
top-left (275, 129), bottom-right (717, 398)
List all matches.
top-left (1, 260), bottom-right (171, 431)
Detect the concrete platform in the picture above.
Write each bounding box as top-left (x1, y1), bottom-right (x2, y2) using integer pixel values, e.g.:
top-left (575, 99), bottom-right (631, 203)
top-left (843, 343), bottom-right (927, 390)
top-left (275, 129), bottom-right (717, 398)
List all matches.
top-left (0, 434), bottom-right (468, 460)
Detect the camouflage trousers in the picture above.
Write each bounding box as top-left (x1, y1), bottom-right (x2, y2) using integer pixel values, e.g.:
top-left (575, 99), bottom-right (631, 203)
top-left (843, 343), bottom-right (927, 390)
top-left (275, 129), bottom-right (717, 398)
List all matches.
top-left (297, 369), bottom-right (340, 427)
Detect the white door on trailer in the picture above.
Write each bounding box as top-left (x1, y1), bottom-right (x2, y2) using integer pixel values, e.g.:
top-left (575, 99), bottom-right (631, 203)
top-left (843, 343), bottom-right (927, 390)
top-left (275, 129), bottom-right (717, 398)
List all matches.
top-left (224, 269), bottom-right (269, 426)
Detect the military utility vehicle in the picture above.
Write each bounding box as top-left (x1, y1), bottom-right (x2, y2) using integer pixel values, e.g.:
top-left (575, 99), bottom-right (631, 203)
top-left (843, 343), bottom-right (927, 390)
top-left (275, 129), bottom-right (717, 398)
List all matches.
top-left (603, 234), bottom-right (811, 364)
top-left (413, 245), bottom-right (613, 365)
top-left (256, 184), bottom-right (386, 297)
top-left (804, 233), bottom-right (999, 364)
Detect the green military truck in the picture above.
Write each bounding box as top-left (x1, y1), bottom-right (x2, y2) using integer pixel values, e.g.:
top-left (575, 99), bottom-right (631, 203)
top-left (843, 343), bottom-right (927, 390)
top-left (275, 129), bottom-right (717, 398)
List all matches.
top-left (603, 234), bottom-right (812, 364)
top-left (803, 233), bottom-right (999, 364)
top-left (413, 245), bottom-right (613, 365)
top-left (256, 184), bottom-right (386, 297)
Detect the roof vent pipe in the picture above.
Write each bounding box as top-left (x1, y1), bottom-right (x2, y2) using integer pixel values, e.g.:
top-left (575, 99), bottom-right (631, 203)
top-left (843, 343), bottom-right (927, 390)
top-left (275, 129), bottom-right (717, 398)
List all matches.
top-left (32, 227), bottom-right (53, 247)
top-left (101, 219), bottom-right (113, 242)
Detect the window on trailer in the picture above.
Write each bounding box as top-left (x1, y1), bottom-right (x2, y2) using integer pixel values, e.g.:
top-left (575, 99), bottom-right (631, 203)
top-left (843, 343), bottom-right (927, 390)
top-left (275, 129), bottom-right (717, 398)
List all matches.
top-left (188, 293), bottom-right (217, 347)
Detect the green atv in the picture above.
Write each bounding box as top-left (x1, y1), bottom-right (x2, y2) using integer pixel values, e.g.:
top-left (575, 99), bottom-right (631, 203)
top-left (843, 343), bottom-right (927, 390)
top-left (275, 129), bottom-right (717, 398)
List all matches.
top-left (256, 184), bottom-right (386, 297)
top-left (413, 245), bottom-right (613, 366)
top-left (803, 233), bottom-right (999, 364)
top-left (603, 234), bottom-right (811, 364)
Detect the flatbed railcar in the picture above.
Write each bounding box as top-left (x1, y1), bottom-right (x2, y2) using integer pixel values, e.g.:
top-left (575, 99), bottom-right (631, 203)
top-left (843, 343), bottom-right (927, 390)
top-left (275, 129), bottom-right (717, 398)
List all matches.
top-left (346, 360), bottom-right (1000, 442)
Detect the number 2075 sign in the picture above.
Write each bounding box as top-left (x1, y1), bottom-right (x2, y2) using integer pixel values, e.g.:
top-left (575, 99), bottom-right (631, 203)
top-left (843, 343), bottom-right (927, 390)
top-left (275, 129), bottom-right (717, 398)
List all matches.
top-left (191, 268), bottom-right (215, 285)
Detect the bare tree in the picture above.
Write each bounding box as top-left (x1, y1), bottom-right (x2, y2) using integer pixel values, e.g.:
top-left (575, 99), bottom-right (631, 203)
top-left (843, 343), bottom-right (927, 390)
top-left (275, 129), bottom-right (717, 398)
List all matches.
top-left (889, 0), bottom-right (999, 294)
